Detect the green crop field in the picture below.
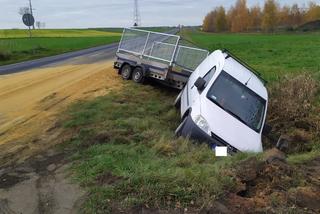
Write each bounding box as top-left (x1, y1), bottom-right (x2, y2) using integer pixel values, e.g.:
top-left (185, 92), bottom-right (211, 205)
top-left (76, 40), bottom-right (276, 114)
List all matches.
top-left (0, 29), bottom-right (121, 65)
top-left (182, 30), bottom-right (320, 82)
top-left (60, 30), bottom-right (320, 212)
top-left (0, 29), bottom-right (120, 38)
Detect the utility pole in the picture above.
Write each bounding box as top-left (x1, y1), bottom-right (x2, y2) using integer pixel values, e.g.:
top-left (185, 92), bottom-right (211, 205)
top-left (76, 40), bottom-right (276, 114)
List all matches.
top-left (133, 0), bottom-right (141, 27)
top-left (28, 0), bottom-right (35, 29)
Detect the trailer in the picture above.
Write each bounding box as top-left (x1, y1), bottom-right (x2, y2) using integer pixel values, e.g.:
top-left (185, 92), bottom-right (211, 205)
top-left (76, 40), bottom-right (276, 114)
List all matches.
top-left (114, 28), bottom-right (209, 89)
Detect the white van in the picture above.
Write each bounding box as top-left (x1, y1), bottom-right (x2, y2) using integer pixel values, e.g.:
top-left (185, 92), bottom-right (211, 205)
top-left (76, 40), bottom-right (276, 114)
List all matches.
top-left (175, 50), bottom-right (269, 154)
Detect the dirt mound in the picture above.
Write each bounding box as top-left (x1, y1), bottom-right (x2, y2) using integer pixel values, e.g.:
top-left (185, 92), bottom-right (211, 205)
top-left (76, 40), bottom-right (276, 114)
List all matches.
top-left (213, 149), bottom-right (320, 213)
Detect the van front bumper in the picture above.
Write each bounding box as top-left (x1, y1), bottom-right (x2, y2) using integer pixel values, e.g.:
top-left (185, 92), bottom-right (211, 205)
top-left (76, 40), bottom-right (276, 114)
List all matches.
top-left (180, 115), bottom-right (239, 154)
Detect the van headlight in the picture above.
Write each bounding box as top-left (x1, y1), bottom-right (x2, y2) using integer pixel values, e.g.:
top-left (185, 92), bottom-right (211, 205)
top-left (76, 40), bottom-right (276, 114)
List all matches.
top-left (194, 115), bottom-right (211, 136)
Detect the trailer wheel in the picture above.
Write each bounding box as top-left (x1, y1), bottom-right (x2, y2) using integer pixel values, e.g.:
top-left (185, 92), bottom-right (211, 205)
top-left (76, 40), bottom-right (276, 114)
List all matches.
top-left (132, 67), bottom-right (145, 83)
top-left (121, 64), bottom-right (132, 80)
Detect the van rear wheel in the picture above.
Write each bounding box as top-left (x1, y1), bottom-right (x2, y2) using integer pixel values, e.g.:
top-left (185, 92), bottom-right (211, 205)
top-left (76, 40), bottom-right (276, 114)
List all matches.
top-left (121, 64), bottom-right (132, 80)
top-left (132, 67), bottom-right (145, 83)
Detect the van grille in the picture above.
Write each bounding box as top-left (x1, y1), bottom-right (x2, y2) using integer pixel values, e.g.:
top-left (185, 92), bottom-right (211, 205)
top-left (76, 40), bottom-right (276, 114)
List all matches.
top-left (211, 132), bottom-right (239, 154)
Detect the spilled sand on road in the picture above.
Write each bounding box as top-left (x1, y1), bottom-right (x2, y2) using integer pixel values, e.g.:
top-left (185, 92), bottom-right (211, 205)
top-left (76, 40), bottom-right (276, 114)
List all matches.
top-left (0, 61), bottom-right (122, 167)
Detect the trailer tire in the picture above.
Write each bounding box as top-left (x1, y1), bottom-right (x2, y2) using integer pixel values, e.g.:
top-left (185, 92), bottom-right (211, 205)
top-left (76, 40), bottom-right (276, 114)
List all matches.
top-left (120, 64), bottom-right (132, 80)
top-left (132, 67), bottom-right (145, 83)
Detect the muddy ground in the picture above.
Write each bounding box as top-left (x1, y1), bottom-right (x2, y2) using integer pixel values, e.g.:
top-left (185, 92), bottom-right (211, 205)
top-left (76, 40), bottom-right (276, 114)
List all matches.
top-left (0, 61), bottom-right (122, 213)
top-left (0, 148), bottom-right (85, 214)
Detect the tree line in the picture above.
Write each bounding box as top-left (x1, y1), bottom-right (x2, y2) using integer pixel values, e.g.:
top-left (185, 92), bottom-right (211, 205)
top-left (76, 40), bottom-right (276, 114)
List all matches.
top-left (203, 0), bottom-right (320, 32)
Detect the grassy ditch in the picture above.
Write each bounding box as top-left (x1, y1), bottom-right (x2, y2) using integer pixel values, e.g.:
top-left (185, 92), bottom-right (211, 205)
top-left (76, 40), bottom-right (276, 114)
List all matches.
top-left (61, 76), bottom-right (320, 213)
top-left (62, 81), bottom-right (254, 212)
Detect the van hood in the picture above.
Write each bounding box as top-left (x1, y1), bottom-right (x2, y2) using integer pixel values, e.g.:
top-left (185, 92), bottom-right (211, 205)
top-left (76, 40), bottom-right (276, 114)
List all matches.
top-left (200, 98), bottom-right (263, 153)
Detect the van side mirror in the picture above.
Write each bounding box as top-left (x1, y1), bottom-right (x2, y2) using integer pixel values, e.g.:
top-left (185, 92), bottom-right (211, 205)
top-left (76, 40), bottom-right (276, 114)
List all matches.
top-left (194, 77), bottom-right (206, 92)
top-left (262, 123), bottom-right (272, 136)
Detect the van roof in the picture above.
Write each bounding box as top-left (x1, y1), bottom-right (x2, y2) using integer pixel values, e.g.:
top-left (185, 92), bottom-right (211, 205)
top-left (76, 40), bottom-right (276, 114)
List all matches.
top-left (222, 49), bottom-right (268, 85)
top-left (219, 51), bottom-right (268, 100)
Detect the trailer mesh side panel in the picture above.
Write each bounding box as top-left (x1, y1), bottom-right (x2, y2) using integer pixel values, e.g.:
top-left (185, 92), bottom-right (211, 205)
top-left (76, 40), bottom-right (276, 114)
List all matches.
top-left (118, 28), bottom-right (179, 64)
top-left (145, 42), bottom-right (175, 63)
top-left (143, 33), bottom-right (179, 63)
top-left (119, 28), bottom-right (149, 55)
top-left (118, 28), bottom-right (210, 71)
top-left (175, 46), bottom-right (209, 71)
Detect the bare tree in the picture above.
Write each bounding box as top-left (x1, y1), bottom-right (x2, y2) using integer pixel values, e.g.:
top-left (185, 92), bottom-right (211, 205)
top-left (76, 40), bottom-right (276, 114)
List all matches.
top-left (18, 7), bottom-right (30, 15)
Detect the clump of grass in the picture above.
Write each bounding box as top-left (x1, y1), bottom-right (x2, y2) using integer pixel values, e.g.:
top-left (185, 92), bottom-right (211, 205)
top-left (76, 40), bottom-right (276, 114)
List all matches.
top-left (62, 82), bottom-right (248, 213)
top-left (287, 150), bottom-right (320, 164)
top-left (267, 73), bottom-right (320, 152)
top-left (268, 73), bottom-right (318, 125)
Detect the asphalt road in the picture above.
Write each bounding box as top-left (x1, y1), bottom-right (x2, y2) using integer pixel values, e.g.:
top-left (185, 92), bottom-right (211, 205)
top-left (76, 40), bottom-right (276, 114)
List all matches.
top-left (0, 43), bottom-right (119, 75)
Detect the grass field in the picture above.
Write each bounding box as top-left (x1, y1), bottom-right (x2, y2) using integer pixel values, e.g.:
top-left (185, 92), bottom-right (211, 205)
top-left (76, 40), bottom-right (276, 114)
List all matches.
top-left (59, 30), bottom-right (320, 212)
top-left (181, 30), bottom-right (320, 82)
top-left (0, 29), bottom-right (121, 65)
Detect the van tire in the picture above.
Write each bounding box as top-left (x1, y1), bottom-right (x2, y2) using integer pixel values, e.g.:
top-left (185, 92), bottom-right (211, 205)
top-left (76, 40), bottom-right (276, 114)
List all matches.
top-left (175, 116), bottom-right (188, 137)
top-left (121, 64), bottom-right (132, 80)
top-left (132, 67), bottom-right (145, 83)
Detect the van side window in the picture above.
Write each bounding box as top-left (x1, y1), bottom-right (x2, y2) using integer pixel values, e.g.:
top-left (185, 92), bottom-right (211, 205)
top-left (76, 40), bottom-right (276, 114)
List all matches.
top-left (203, 66), bottom-right (216, 87)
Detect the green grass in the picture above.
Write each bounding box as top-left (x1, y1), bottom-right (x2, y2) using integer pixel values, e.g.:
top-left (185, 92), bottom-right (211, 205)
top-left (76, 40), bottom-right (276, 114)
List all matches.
top-left (62, 82), bottom-right (253, 213)
top-left (182, 30), bottom-right (320, 82)
top-left (0, 31), bottom-right (120, 65)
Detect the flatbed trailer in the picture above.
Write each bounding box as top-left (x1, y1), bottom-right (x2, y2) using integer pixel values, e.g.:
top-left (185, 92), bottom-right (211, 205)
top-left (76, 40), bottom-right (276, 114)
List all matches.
top-left (114, 28), bottom-right (209, 89)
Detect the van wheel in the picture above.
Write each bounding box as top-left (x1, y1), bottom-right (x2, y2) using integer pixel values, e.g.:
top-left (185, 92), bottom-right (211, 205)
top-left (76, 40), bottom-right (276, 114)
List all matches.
top-left (174, 91), bottom-right (182, 109)
top-left (121, 64), bottom-right (132, 80)
top-left (132, 67), bottom-right (145, 83)
top-left (175, 116), bottom-right (188, 137)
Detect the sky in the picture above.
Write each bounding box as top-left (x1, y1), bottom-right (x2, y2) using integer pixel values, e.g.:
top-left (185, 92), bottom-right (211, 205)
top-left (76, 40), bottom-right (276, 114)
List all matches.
top-left (1, 0), bottom-right (319, 29)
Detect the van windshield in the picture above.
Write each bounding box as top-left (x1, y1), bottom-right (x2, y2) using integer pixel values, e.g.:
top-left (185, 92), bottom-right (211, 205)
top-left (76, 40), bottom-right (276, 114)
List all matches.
top-left (206, 71), bottom-right (266, 132)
